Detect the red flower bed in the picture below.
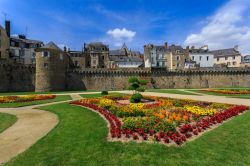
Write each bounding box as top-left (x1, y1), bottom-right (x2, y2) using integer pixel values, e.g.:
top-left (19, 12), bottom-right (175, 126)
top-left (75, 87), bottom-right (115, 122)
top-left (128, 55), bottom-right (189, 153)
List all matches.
top-left (70, 100), bottom-right (249, 146)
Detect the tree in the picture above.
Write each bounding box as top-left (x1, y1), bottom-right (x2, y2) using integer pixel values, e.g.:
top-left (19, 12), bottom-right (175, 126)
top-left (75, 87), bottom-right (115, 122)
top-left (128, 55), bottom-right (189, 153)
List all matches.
top-left (127, 77), bottom-right (147, 103)
top-left (128, 77), bottom-right (147, 93)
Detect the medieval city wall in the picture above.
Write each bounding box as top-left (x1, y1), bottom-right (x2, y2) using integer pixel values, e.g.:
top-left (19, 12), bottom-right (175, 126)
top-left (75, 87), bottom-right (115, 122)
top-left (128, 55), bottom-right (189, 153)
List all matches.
top-left (0, 61), bottom-right (35, 92)
top-left (66, 68), bottom-right (250, 90)
top-left (0, 61), bottom-right (249, 92)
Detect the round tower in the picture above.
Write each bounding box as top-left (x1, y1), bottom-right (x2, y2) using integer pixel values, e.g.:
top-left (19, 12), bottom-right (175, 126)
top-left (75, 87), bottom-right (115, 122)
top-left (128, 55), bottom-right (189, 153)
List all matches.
top-left (35, 42), bottom-right (69, 92)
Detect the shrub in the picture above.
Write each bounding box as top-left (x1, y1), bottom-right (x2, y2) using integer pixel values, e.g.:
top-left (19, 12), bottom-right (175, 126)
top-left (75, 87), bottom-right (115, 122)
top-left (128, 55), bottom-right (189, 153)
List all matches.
top-left (101, 91), bottom-right (108, 95)
top-left (130, 93), bottom-right (143, 103)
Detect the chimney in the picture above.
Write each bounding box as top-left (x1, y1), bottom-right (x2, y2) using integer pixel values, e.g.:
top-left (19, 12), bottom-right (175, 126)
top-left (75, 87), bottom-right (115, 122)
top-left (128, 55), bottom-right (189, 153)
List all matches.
top-left (234, 45), bottom-right (238, 51)
top-left (63, 46), bottom-right (67, 52)
top-left (5, 20), bottom-right (10, 37)
top-left (164, 42), bottom-right (168, 49)
top-left (191, 46), bottom-right (195, 50)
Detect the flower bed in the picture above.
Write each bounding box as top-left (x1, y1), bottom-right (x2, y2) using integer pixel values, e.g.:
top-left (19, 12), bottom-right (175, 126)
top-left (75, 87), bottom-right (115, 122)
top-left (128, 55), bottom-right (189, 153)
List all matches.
top-left (70, 95), bottom-right (249, 146)
top-left (0, 94), bottom-right (56, 103)
top-left (201, 89), bottom-right (250, 95)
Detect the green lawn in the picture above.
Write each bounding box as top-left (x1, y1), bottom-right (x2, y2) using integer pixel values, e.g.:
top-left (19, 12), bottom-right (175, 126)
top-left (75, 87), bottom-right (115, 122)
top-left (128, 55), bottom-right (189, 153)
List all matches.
top-left (0, 90), bottom-right (99, 96)
top-left (5, 102), bottom-right (250, 166)
top-left (188, 90), bottom-right (250, 97)
top-left (80, 93), bottom-right (123, 98)
top-left (147, 89), bottom-right (199, 95)
top-left (0, 95), bottom-right (72, 108)
top-left (0, 113), bottom-right (17, 133)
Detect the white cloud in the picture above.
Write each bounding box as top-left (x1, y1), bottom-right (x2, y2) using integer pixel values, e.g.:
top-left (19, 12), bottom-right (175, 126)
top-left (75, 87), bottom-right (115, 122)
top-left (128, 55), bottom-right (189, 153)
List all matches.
top-left (107, 28), bottom-right (136, 41)
top-left (184, 0), bottom-right (250, 54)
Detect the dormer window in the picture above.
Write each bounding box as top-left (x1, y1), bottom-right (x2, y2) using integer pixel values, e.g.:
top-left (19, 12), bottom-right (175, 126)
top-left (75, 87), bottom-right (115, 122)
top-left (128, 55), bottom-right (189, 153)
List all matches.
top-left (60, 53), bottom-right (63, 60)
top-left (176, 50), bottom-right (180, 54)
top-left (43, 51), bottom-right (50, 57)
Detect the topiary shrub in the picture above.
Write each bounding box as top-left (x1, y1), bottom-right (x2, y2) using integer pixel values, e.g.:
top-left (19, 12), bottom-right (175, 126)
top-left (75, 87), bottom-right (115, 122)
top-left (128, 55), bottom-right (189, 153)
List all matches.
top-left (130, 93), bottom-right (143, 103)
top-left (101, 91), bottom-right (108, 95)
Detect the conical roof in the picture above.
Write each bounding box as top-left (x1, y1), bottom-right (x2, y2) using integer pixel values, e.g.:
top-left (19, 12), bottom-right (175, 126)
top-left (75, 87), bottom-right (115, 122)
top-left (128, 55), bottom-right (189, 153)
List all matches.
top-left (41, 42), bottom-right (62, 51)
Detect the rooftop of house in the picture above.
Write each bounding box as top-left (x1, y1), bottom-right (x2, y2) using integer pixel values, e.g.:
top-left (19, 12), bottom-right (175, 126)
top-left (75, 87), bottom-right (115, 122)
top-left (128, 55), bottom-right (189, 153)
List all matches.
top-left (41, 42), bottom-right (62, 51)
top-left (11, 35), bottom-right (43, 44)
top-left (210, 47), bottom-right (241, 57)
top-left (109, 55), bottom-right (143, 63)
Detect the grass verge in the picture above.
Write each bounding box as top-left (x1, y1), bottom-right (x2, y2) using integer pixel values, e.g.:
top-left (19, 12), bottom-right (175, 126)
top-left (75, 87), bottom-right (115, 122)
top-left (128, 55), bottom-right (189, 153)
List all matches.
top-left (0, 95), bottom-right (72, 108)
top-left (147, 89), bottom-right (199, 95)
top-left (0, 113), bottom-right (17, 133)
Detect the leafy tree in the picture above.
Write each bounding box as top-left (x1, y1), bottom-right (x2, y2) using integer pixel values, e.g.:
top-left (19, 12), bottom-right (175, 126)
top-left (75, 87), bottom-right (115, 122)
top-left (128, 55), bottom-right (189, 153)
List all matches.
top-left (128, 77), bottom-right (147, 94)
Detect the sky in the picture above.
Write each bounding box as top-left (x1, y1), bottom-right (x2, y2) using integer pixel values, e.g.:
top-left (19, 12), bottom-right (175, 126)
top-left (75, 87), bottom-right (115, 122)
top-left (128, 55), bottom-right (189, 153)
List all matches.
top-left (0, 0), bottom-right (250, 54)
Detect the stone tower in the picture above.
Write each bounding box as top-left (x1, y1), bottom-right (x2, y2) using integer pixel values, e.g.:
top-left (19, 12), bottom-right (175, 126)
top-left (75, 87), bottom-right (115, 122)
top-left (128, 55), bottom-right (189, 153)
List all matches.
top-left (143, 44), bottom-right (152, 68)
top-left (35, 42), bottom-right (69, 92)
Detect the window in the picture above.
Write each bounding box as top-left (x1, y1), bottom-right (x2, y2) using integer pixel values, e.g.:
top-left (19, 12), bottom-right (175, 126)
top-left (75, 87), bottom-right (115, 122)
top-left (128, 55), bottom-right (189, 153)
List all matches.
top-left (43, 51), bottom-right (50, 57)
top-left (233, 56), bottom-right (235, 60)
top-left (199, 56), bottom-right (202, 61)
top-left (176, 50), bottom-right (180, 53)
top-left (93, 60), bottom-right (96, 65)
top-left (0, 52), bottom-right (1, 58)
top-left (74, 61), bottom-right (78, 66)
top-left (192, 56), bottom-right (194, 60)
top-left (233, 62), bottom-right (236, 65)
top-left (0, 39), bottom-right (1, 47)
top-left (176, 56), bottom-right (180, 61)
top-left (207, 56), bottom-right (209, 61)
top-left (60, 53), bottom-right (63, 60)
top-left (225, 57), bottom-right (228, 60)
top-left (44, 63), bottom-right (48, 68)
top-left (32, 52), bottom-right (36, 57)
top-left (177, 63), bottom-right (179, 67)
top-left (227, 62), bottom-right (231, 66)
top-left (11, 41), bottom-right (15, 47)
top-left (217, 57), bottom-right (219, 61)
top-left (19, 50), bottom-right (25, 57)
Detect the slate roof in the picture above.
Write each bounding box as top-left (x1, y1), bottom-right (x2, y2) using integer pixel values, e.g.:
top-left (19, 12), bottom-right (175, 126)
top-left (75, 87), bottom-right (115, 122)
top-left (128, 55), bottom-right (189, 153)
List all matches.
top-left (10, 36), bottom-right (43, 44)
top-left (189, 48), bottom-right (210, 54)
top-left (210, 48), bottom-right (241, 57)
top-left (109, 56), bottom-right (143, 63)
top-left (41, 42), bottom-right (62, 51)
top-left (109, 49), bottom-right (126, 56)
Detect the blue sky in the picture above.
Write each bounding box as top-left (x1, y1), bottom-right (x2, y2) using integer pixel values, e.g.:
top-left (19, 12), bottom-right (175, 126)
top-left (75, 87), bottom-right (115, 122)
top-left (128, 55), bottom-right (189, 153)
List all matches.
top-left (0, 0), bottom-right (250, 54)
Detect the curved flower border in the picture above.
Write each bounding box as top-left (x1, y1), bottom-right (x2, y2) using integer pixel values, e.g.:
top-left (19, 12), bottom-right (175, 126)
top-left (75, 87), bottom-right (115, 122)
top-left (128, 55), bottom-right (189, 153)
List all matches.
top-left (70, 100), bottom-right (248, 146)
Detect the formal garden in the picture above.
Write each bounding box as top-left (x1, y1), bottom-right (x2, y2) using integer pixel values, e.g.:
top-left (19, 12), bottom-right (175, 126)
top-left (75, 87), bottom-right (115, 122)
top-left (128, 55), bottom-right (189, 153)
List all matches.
top-left (0, 79), bottom-right (250, 165)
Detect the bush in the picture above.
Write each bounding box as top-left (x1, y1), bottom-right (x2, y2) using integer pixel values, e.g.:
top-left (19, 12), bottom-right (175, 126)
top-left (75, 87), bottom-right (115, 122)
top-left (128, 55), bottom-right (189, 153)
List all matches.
top-left (101, 91), bottom-right (108, 95)
top-left (130, 93), bottom-right (143, 103)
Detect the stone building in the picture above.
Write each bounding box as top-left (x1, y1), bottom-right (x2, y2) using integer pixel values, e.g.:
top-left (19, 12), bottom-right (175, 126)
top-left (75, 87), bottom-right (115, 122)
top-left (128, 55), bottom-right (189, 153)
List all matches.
top-left (10, 35), bottom-right (44, 64)
top-left (144, 42), bottom-right (190, 70)
top-left (211, 46), bottom-right (242, 67)
top-left (0, 21), bottom-right (10, 59)
top-left (84, 42), bottom-right (109, 68)
top-left (108, 43), bottom-right (143, 68)
top-left (240, 55), bottom-right (250, 67)
top-left (35, 42), bottom-right (69, 92)
top-left (189, 45), bottom-right (214, 68)
top-left (68, 50), bottom-right (85, 68)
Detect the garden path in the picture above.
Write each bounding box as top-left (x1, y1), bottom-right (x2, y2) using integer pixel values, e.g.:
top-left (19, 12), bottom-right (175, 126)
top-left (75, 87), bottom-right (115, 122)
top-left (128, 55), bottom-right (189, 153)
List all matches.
top-left (0, 95), bottom-right (82, 165)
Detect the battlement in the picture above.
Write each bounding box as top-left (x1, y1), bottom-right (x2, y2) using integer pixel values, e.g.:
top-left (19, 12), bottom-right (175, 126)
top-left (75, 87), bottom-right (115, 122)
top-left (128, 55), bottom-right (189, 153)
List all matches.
top-left (0, 59), bottom-right (35, 71)
top-left (68, 67), bottom-right (250, 75)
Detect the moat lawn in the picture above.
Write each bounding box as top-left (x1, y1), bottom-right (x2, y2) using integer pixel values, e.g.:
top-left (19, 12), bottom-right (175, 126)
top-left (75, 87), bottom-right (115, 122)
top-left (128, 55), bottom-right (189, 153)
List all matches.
top-left (5, 101), bottom-right (250, 166)
top-left (147, 89), bottom-right (199, 95)
top-left (0, 90), bottom-right (99, 96)
top-left (0, 95), bottom-right (72, 108)
top-left (189, 89), bottom-right (250, 98)
top-left (0, 113), bottom-right (17, 133)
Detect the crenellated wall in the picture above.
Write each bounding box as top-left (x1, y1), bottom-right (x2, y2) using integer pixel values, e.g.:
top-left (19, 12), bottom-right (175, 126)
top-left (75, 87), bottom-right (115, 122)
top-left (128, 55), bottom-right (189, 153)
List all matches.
top-left (0, 60), bottom-right (249, 92)
top-left (66, 68), bottom-right (250, 90)
top-left (0, 60), bottom-right (35, 92)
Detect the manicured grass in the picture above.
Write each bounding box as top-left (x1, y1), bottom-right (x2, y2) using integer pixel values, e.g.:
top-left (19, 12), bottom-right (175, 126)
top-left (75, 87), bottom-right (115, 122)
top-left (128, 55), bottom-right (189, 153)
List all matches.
top-left (0, 95), bottom-right (72, 108)
top-left (0, 113), bottom-right (17, 133)
top-left (188, 90), bottom-right (250, 97)
top-left (147, 89), bottom-right (199, 95)
top-left (6, 102), bottom-right (250, 166)
top-left (80, 93), bottom-right (123, 98)
top-left (0, 90), bottom-right (99, 96)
